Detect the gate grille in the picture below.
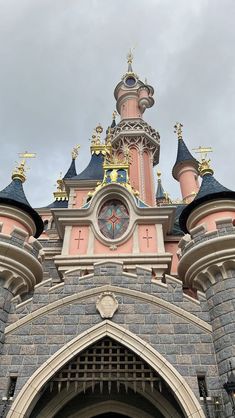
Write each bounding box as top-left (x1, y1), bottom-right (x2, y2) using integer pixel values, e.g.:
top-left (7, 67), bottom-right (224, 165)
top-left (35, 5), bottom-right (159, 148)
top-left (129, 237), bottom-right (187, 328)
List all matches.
top-left (49, 338), bottom-right (161, 394)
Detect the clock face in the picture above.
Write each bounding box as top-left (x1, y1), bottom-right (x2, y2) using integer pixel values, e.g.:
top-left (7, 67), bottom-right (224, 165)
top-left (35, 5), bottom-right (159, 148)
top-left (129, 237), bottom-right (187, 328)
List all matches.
top-left (98, 199), bottom-right (129, 239)
top-left (125, 76), bottom-right (136, 87)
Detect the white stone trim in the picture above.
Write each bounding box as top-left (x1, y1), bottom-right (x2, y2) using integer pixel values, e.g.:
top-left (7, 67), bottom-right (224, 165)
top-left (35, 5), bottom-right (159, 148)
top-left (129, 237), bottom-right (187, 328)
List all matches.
top-left (7, 321), bottom-right (206, 418)
top-left (5, 285), bottom-right (211, 335)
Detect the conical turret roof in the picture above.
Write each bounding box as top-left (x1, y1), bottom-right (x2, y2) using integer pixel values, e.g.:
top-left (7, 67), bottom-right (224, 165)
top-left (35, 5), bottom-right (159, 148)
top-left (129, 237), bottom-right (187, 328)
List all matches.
top-left (172, 139), bottom-right (198, 180)
top-left (179, 171), bottom-right (235, 233)
top-left (64, 159), bottom-right (77, 179)
top-left (0, 178), bottom-right (43, 237)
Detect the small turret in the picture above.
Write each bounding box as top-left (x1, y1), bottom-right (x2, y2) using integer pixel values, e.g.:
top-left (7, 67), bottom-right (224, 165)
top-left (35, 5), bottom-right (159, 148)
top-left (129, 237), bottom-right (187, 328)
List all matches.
top-left (156, 171), bottom-right (171, 206)
top-left (0, 155), bottom-right (44, 351)
top-left (172, 123), bottom-right (199, 203)
top-left (114, 51), bottom-right (154, 120)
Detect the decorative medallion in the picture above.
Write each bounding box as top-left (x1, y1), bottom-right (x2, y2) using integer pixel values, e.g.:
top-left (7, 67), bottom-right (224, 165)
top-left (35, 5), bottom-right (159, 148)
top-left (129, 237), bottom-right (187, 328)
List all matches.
top-left (98, 199), bottom-right (129, 239)
top-left (96, 292), bottom-right (118, 318)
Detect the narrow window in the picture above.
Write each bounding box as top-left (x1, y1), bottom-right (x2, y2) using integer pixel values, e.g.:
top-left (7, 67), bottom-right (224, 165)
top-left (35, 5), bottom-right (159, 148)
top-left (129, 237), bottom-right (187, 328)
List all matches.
top-left (197, 375), bottom-right (208, 398)
top-left (43, 220), bottom-right (49, 231)
top-left (7, 376), bottom-right (17, 398)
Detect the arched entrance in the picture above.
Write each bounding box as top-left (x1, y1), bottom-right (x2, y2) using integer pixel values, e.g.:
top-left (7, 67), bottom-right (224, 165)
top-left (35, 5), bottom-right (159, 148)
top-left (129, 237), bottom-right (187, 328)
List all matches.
top-left (7, 321), bottom-right (206, 418)
top-left (29, 337), bottom-right (183, 417)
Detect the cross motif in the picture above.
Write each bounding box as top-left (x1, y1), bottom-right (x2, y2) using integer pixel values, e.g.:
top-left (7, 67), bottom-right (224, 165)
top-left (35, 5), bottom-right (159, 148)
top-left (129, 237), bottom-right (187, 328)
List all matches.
top-left (75, 230), bottom-right (84, 249)
top-left (143, 228), bottom-right (152, 248)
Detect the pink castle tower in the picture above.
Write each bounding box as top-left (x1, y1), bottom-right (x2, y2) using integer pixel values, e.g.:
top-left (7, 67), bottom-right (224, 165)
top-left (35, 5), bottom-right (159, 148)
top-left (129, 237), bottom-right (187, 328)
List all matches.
top-left (172, 123), bottom-right (199, 203)
top-left (112, 51), bottom-right (159, 206)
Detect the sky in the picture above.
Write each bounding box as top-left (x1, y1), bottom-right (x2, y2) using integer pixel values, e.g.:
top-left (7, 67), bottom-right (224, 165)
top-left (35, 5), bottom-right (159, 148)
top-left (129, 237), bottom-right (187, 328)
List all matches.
top-left (0, 0), bottom-right (235, 207)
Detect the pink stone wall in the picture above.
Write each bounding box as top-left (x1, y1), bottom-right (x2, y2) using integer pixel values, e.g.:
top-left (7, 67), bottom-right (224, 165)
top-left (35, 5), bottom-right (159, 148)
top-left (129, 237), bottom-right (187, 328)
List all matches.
top-left (73, 190), bottom-right (91, 208)
top-left (194, 211), bottom-right (235, 232)
top-left (143, 151), bottom-right (154, 206)
top-left (178, 165), bottom-right (199, 202)
top-left (129, 147), bottom-right (140, 193)
top-left (165, 242), bottom-right (179, 275)
top-left (138, 225), bottom-right (157, 253)
top-left (94, 236), bottom-right (133, 254)
top-left (121, 98), bottom-right (141, 119)
top-left (69, 226), bottom-right (89, 255)
top-left (0, 216), bottom-right (29, 237)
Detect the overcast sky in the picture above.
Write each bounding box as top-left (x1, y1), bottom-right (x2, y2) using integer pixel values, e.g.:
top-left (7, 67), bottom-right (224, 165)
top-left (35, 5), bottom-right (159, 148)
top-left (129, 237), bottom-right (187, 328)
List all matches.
top-left (0, 0), bottom-right (235, 207)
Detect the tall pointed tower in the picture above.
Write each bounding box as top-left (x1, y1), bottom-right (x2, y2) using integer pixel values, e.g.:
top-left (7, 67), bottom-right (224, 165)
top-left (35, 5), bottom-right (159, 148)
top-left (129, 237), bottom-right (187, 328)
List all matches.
top-left (112, 52), bottom-right (159, 206)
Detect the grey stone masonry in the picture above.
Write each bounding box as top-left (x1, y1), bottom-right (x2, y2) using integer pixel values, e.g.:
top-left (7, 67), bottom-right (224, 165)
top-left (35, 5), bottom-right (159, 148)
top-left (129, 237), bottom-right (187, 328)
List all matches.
top-left (0, 261), bottom-right (222, 418)
top-left (0, 280), bottom-right (13, 354)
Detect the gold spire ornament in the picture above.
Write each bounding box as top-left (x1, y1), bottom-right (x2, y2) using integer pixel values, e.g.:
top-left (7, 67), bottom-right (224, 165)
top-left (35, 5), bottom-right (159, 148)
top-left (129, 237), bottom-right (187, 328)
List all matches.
top-left (127, 49), bottom-right (134, 66)
top-left (71, 145), bottom-right (80, 160)
top-left (174, 123), bottom-right (183, 140)
top-left (53, 173), bottom-right (68, 201)
top-left (12, 151), bottom-right (36, 182)
top-left (193, 146), bottom-right (214, 176)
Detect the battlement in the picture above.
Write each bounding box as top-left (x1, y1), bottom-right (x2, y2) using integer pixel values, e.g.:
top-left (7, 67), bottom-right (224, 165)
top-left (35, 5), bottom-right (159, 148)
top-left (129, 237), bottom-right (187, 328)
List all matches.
top-left (179, 217), bottom-right (235, 256)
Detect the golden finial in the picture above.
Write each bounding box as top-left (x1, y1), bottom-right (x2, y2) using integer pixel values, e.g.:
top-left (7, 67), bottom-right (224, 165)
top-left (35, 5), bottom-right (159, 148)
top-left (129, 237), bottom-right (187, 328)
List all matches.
top-left (174, 122), bottom-right (183, 140)
top-left (157, 170), bottom-right (161, 179)
top-left (71, 145), bottom-right (80, 160)
top-left (12, 151), bottom-right (36, 182)
top-left (198, 159), bottom-right (214, 176)
top-left (112, 110), bottom-right (117, 120)
top-left (95, 124), bottom-right (103, 144)
top-left (193, 146), bottom-right (214, 176)
top-left (127, 49), bottom-right (134, 65)
top-left (53, 172), bottom-right (68, 201)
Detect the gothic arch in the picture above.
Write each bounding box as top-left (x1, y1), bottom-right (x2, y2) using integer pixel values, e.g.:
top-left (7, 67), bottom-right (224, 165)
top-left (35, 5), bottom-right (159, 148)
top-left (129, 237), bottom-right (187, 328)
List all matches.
top-left (7, 321), bottom-right (205, 418)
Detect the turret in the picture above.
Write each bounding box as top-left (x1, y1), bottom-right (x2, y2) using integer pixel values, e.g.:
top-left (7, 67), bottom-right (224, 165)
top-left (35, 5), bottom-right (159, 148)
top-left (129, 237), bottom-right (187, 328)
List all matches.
top-left (0, 155), bottom-right (44, 352)
top-left (172, 123), bottom-right (199, 203)
top-left (178, 157), bottom-right (235, 417)
top-left (156, 171), bottom-right (171, 206)
top-left (111, 53), bottom-right (160, 206)
top-left (114, 51), bottom-right (154, 120)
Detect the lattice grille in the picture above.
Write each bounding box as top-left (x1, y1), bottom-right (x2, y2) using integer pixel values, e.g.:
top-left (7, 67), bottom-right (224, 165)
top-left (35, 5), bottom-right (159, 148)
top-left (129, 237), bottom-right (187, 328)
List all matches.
top-left (49, 338), bottom-right (161, 394)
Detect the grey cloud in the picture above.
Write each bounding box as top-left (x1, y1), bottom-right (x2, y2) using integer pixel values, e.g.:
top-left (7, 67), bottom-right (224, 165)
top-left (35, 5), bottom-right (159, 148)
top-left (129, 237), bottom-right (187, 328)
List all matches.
top-left (0, 0), bottom-right (234, 206)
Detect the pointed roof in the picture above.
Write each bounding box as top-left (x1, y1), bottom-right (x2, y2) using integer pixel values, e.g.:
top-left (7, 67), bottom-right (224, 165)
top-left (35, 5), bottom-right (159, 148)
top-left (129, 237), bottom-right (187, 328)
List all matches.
top-left (0, 178), bottom-right (43, 238)
top-left (172, 123), bottom-right (198, 180)
top-left (156, 178), bottom-right (165, 200)
top-left (72, 153), bottom-right (104, 181)
top-left (172, 139), bottom-right (198, 179)
top-left (179, 171), bottom-right (235, 233)
top-left (64, 159), bottom-right (77, 179)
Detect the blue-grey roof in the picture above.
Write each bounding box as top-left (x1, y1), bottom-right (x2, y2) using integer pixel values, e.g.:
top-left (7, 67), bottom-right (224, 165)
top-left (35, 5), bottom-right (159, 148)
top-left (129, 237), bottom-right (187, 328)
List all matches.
top-left (179, 173), bottom-right (235, 233)
top-left (171, 204), bottom-right (185, 236)
top-left (72, 153), bottom-right (104, 181)
top-left (172, 139), bottom-right (198, 179)
top-left (64, 159), bottom-right (77, 179)
top-left (0, 178), bottom-right (43, 238)
top-left (46, 199), bottom-right (68, 209)
top-left (156, 180), bottom-right (165, 200)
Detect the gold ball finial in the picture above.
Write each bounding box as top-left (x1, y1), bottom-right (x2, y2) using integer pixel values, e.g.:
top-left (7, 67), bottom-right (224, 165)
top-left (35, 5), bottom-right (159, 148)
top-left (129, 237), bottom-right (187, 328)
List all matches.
top-left (95, 124), bottom-right (103, 135)
top-left (174, 122), bottom-right (183, 140)
top-left (157, 170), bottom-right (161, 178)
top-left (112, 110), bottom-right (117, 120)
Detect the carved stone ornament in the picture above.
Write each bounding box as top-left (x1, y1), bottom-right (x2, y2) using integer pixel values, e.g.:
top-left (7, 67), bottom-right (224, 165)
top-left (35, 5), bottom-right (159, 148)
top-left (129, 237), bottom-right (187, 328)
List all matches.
top-left (96, 292), bottom-right (118, 319)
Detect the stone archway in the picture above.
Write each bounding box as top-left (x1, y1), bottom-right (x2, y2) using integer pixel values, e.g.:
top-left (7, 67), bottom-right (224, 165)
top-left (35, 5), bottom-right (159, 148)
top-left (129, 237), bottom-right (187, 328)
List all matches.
top-left (7, 321), bottom-right (206, 418)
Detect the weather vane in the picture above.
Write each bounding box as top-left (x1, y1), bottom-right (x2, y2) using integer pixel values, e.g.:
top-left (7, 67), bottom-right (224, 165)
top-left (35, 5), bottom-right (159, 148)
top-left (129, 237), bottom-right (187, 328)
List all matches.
top-left (192, 146), bottom-right (213, 161)
top-left (12, 151), bottom-right (36, 182)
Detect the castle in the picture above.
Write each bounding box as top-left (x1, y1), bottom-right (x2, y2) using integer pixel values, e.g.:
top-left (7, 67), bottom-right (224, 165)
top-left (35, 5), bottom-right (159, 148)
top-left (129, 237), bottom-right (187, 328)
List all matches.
top-left (0, 53), bottom-right (234, 418)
